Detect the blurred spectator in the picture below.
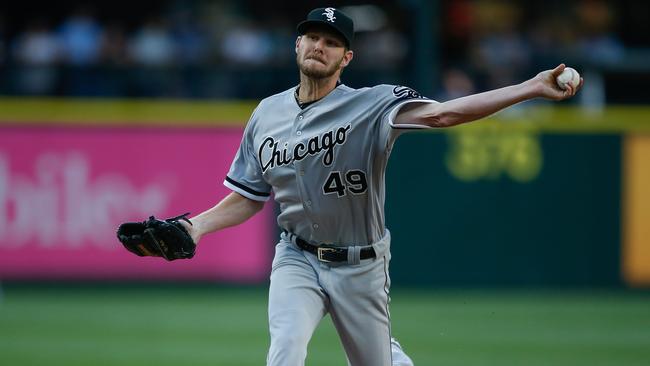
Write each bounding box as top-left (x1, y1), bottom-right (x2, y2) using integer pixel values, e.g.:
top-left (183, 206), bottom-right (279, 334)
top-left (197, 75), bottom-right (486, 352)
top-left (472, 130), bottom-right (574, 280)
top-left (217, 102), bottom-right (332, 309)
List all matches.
top-left (11, 19), bottom-right (61, 94)
top-left (443, 0), bottom-right (474, 62)
top-left (197, 0), bottom-right (240, 44)
top-left (436, 68), bottom-right (476, 101)
top-left (0, 14), bottom-right (5, 65)
top-left (265, 15), bottom-right (295, 66)
top-left (100, 22), bottom-right (128, 65)
top-left (469, 0), bottom-right (531, 88)
top-left (528, 14), bottom-right (578, 65)
top-left (169, 8), bottom-right (210, 65)
top-left (57, 5), bottom-right (104, 66)
top-left (355, 26), bottom-right (409, 69)
top-left (575, 0), bottom-right (625, 65)
top-left (220, 20), bottom-right (274, 66)
top-left (12, 19), bottom-right (61, 65)
top-left (127, 17), bottom-right (176, 66)
top-left (0, 0), bottom-right (645, 100)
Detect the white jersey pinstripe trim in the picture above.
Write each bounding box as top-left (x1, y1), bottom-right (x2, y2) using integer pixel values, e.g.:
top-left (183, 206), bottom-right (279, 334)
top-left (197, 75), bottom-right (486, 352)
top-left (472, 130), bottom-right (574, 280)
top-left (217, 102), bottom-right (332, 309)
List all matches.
top-left (388, 99), bottom-right (439, 129)
top-left (223, 178), bottom-right (271, 202)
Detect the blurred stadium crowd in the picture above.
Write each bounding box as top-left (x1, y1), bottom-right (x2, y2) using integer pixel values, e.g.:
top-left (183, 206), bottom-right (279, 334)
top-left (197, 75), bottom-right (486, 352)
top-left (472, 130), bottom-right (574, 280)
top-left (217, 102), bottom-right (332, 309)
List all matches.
top-left (0, 0), bottom-right (648, 101)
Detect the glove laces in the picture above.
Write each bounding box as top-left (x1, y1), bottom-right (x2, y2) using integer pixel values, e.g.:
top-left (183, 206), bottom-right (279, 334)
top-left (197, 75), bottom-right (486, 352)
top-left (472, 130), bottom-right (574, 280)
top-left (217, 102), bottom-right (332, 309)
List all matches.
top-left (168, 212), bottom-right (193, 226)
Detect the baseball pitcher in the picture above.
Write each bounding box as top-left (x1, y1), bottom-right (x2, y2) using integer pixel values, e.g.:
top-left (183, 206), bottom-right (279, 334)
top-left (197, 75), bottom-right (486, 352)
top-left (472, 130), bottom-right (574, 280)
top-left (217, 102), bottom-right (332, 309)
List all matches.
top-left (127, 7), bottom-right (582, 366)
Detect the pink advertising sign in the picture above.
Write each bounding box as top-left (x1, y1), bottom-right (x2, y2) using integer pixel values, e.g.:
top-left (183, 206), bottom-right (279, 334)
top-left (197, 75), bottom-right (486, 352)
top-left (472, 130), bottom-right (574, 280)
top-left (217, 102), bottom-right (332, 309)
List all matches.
top-left (0, 126), bottom-right (274, 282)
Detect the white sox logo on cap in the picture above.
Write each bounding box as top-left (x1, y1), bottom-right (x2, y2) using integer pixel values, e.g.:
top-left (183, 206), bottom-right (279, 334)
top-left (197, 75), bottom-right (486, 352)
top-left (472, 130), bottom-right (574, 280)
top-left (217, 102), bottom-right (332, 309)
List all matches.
top-left (322, 7), bottom-right (337, 22)
top-left (297, 7), bottom-right (353, 47)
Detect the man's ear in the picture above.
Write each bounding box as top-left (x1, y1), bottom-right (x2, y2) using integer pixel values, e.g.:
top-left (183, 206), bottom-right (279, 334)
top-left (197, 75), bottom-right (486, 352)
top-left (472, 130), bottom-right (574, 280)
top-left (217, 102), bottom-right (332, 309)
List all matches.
top-left (295, 36), bottom-right (301, 54)
top-left (340, 50), bottom-right (354, 68)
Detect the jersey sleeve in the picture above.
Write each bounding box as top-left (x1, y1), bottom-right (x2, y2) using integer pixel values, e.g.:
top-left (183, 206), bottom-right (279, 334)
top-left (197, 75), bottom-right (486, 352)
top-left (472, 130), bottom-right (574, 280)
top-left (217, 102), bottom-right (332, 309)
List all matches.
top-left (224, 109), bottom-right (272, 202)
top-left (374, 85), bottom-right (438, 150)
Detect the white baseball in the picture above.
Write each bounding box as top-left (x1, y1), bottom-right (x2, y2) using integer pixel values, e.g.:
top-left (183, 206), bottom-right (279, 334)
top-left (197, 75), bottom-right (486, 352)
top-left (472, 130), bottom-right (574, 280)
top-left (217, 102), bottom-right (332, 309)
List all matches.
top-left (556, 67), bottom-right (581, 90)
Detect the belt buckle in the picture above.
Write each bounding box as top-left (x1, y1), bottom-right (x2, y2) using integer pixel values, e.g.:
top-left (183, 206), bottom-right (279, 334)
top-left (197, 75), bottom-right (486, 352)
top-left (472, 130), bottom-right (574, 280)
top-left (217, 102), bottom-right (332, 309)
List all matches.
top-left (317, 247), bottom-right (337, 262)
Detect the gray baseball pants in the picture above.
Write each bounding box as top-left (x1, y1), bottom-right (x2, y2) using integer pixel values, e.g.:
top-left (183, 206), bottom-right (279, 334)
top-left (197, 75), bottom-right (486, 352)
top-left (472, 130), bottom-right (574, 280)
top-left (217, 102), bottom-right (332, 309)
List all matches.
top-left (266, 230), bottom-right (414, 366)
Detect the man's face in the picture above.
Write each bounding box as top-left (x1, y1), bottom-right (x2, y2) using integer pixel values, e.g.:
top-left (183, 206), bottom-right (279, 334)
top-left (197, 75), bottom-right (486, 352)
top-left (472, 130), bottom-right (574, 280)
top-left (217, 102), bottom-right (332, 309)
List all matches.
top-left (296, 27), bottom-right (352, 80)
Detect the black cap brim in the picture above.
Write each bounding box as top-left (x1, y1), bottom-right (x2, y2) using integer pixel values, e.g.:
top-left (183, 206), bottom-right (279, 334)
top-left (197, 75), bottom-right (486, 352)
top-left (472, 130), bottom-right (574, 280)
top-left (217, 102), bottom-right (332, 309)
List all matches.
top-left (297, 20), bottom-right (351, 48)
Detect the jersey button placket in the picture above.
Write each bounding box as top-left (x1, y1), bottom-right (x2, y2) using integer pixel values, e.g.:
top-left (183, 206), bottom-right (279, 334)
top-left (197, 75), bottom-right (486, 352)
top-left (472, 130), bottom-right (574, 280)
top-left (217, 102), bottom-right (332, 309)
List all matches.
top-left (294, 113), bottom-right (305, 176)
top-left (295, 112), bottom-right (313, 223)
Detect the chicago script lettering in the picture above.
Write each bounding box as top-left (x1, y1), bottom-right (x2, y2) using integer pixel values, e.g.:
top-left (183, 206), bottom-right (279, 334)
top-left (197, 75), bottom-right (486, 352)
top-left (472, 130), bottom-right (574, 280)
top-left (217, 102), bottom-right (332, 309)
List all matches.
top-left (259, 124), bottom-right (351, 172)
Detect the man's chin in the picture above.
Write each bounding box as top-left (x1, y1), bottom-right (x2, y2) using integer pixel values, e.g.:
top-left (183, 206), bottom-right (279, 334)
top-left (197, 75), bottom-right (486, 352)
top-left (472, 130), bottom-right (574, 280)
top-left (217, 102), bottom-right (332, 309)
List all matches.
top-left (301, 65), bottom-right (337, 80)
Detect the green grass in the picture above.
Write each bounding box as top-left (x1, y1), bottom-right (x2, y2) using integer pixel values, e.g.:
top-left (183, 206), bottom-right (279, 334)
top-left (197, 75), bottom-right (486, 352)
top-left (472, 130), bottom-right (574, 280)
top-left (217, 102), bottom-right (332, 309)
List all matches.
top-left (0, 286), bottom-right (649, 366)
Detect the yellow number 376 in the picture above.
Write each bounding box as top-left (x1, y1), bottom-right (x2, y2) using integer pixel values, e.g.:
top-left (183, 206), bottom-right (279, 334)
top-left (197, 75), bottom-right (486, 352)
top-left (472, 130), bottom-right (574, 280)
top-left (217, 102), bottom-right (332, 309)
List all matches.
top-left (445, 125), bottom-right (543, 183)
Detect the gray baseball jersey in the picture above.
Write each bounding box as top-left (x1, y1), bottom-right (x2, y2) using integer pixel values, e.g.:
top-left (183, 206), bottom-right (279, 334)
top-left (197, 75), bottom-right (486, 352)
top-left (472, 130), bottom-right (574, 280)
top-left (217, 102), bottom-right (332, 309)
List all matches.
top-left (225, 83), bottom-right (430, 366)
top-left (224, 84), bottom-right (432, 246)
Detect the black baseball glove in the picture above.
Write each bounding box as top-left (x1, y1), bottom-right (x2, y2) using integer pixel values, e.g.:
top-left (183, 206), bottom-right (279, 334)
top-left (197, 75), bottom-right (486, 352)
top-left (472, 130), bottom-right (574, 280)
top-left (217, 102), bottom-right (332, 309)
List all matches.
top-left (117, 213), bottom-right (196, 261)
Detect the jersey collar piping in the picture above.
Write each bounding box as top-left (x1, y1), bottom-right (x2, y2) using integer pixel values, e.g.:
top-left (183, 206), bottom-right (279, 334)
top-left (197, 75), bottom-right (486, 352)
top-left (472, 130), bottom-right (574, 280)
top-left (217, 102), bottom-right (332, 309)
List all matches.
top-left (294, 81), bottom-right (342, 109)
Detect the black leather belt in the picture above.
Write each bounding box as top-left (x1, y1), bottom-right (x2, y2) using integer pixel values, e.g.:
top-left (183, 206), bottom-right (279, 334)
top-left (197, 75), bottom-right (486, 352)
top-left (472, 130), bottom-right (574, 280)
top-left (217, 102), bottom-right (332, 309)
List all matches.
top-left (292, 235), bottom-right (376, 263)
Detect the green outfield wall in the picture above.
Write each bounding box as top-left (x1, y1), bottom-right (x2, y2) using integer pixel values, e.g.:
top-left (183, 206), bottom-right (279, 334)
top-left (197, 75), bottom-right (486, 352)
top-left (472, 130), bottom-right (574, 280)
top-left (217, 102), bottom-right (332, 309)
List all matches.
top-left (1, 98), bottom-right (648, 287)
top-left (386, 131), bottom-right (621, 286)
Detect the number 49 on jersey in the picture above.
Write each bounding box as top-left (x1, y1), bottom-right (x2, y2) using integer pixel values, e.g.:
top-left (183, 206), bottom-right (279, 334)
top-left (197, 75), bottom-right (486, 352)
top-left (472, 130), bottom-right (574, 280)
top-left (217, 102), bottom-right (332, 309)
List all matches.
top-left (322, 170), bottom-right (368, 197)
